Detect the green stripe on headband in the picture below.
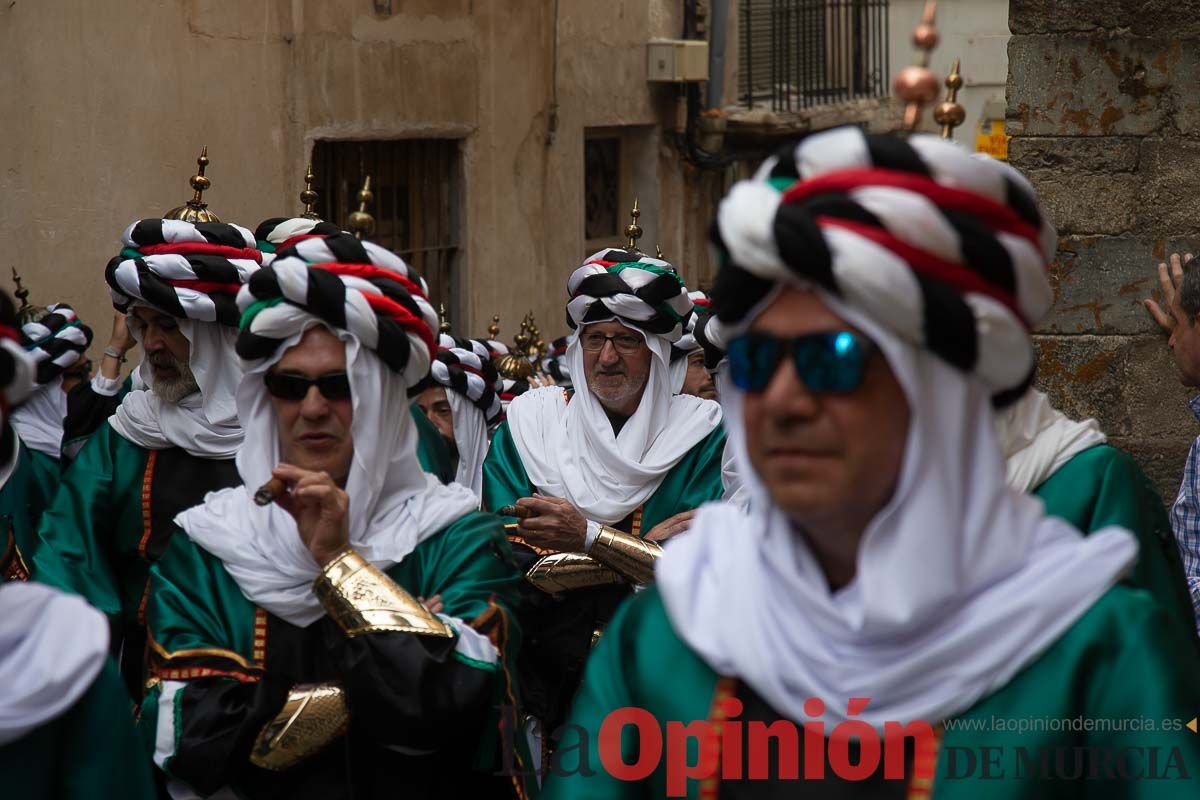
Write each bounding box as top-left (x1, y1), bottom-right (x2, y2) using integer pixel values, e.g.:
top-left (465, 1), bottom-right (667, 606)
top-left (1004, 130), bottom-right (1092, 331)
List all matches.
top-left (768, 176), bottom-right (796, 192)
top-left (256, 240), bottom-right (278, 254)
top-left (120, 247), bottom-right (142, 260)
top-left (24, 318), bottom-right (83, 351)
top-left (238, 296), bottom-right (285, 331)
top-left (606, 263), bottom-right (685, 286)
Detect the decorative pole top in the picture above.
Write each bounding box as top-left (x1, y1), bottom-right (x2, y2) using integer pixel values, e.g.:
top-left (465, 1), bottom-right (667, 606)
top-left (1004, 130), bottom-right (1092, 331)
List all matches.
top-left (347, 176), bottom-right (375, 241)
top-left (299, 164), bottom-right (321, 220)
top-left (892, 1), bottom-right (941, 133)
top-left (934, 58), bottom-right (966, 140)
top-left (624, 197), bottom-right (643, 251)
top-left (439, 304), bottom-right (452, 335)
top-left (164, 146), bottom-right (220, 223)
top-left (488, 315), bottom-right (501, 340)
top-left (11, 268), bottom-right (45, 325)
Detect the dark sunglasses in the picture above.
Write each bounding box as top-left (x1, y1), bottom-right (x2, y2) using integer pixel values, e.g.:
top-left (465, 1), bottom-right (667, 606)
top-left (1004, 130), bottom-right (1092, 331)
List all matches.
top-left (727, 331), bottom-right (875, 393)
top-left (263, 371), bottom-right (352, 402)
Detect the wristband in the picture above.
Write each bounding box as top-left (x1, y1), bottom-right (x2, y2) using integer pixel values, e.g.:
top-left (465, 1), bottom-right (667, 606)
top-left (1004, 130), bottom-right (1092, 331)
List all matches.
top-left (103, 347), bottom-right (127, 363)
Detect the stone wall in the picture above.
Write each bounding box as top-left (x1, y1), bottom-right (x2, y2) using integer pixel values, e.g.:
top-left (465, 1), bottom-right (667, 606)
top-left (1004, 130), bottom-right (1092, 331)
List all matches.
top-left (1007, 0), bottom-right (1200, 499)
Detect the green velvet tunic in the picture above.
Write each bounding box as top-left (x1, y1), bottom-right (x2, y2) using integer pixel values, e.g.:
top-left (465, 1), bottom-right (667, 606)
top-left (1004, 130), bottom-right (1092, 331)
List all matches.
top-left (0, 440), bottom-right (54, 582)
top-left (1031, 444), bottom-right (1195, 638)
top-left (140, 511), bottom-right (530, 798)
top-left (543, 585), bottom-right (1200, 799)
top-left (0, 658), bottom-right (156, 799)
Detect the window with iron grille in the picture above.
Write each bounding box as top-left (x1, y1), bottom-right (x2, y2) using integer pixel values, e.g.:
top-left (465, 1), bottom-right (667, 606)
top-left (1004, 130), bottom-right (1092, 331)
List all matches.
top-left (310, 139), bottom-right (461, 318)
top-left (739, 0), bottom-right (889, 112)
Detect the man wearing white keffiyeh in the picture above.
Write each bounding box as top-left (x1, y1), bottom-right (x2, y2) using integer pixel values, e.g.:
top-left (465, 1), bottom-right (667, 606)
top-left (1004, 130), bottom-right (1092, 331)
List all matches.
top-left (33, 217), bottom-right (262, 696)
top-left (482, 247), bottom-right (725, 737)
top-left (140, 231), bottom-right (529, 799)
top-left (0, 287), bottom-right (156, 798)
top-left (545, 128), bottom-right (1200, 798)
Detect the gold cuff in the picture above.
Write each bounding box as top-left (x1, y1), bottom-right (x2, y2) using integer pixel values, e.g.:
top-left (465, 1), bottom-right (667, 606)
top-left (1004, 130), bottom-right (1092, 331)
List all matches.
top-left (588, 527), bottom-right (663, 585)
top-left (525, 552), bottom-right (624, 593)
top-left (250, 683), bottom-right (349, 771)
top-left (313, 548), bottom-right (451, 638)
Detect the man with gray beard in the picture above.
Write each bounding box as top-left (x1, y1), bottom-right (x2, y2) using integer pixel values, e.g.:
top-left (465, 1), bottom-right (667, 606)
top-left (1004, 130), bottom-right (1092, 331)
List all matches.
top-left (33, 217), bottom-right (263, 697)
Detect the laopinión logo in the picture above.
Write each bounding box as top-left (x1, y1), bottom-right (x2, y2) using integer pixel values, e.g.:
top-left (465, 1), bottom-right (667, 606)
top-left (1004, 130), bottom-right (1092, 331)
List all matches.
top-left (494, 700), bottom-right (1194, 796)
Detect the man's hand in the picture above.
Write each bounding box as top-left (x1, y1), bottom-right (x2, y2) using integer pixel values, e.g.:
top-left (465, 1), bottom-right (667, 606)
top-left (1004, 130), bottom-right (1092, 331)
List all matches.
top-left (514, 494), bottom-right (587, 552)
top-left (418, 594), bottom-right (444, 614)
top-left (1144, 252), bottom-right (1193, 333)
top-left (109, 311), bottom-right (137, 354)
top-left (272, 463), bottom-right (350, 568)
top-left (644, 510), bottom-right (697, 543)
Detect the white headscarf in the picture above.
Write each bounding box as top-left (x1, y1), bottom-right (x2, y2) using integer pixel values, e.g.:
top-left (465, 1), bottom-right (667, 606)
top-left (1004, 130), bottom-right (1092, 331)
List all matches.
top-left (447, 390), bottom-right (488, 500)
top-left (507, 333), bottom-right (722, 525)
top-left (10, 377), bottom-right (66, 458)
top-left (996, 389), bottom-right (1107, 493)
top-left (177, 320), bottom-right (478, 627)
top-left (657, 288), bottom-right (1136, 731)
top-left (109, 316), bottom-right (243, 458)
top-left (0, 582), bottom-right (108, 745)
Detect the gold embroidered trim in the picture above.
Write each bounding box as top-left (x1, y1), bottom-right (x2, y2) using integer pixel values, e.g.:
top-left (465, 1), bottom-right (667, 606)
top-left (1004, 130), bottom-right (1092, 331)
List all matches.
top-left (148, 634), bottom-right (261, 672)
top-left (588, 526), bottom-right (662, 585)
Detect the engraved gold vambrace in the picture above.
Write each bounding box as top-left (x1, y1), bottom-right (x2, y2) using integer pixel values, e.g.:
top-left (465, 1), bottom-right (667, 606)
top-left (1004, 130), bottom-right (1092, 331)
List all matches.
top-left (313, 548), bottom-right (451, 638)
top-left (525, 552), bottom-right (624, 593)
top-left (588, 526), bottom-right (663, 585)
top-left (250, 683), bottom-right (349, 771)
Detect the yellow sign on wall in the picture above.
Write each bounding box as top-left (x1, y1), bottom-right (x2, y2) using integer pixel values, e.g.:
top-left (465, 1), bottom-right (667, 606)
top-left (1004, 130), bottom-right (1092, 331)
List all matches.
top-left (976, 119), bottom-right (1009, 161)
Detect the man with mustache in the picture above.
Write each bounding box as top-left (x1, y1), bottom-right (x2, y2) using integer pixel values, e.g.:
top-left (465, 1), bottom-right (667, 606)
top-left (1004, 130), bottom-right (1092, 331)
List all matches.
top-left (0, 288), bottom-right (156, 798)
top-left (140, 232), bottom-right (526, 799)
top-left (414, 334), bottom-right (503, 498)
top-left (669, 291), bottom-right (718, 401)
top-left (33, 216), bottom-right (262, 696)
top-left (482, 249), bottom-right (725, 742)
top-left (544, 127), bottom-right (1200, 797)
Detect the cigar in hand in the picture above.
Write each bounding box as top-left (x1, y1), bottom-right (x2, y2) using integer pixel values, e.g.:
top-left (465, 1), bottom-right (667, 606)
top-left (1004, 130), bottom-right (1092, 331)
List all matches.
top-left (497, 504), bottom-right (534, 519)
top-left (254, 477), bottom-right (287, 506)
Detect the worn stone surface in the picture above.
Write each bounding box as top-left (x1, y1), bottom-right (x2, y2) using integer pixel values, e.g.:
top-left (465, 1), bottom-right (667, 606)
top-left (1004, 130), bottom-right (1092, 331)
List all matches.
top-left (1135, 138), bottom-right (1200, 236)
top-left (1007, 34), bottom-right (1180, 138)
top-left (1110, 437), bottom-right (1194, 506)
top-left (1010, 0), bottom-right (1200, 39)
top-left (1036, 237), bottom-right (1194, 336)
top-left (1034, 335), bottom-right (1132, 437)
top-left (1009, 136), bottom-right (1141, 173)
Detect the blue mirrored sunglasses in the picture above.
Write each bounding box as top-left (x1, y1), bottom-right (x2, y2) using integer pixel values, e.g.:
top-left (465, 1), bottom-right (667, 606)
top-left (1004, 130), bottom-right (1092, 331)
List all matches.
top-left (727, 331), bottom-right (875, 393)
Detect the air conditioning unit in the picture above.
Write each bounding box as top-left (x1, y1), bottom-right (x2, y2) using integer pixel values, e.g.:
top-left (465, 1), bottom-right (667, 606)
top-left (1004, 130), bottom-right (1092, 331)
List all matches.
top-left (646, 38), bottom-right (709, 83)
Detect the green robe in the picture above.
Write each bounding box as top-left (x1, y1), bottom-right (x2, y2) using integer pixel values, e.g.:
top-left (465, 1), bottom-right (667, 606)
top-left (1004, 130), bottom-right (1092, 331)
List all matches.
top-left (140, 511), bottom-right (531, 798)
top-left (543, 585), bottom-right (1200, 798)
top-left (1, 441), bottom-right (55, 582)
top-left (412, 400), bottom-right (454, 483)
top-left (0, 658), bottom-right (156, 799)
top-left (1032, 444), bottom-right (1196, 639)
top-left (481, 422), bottom-right (728, 532)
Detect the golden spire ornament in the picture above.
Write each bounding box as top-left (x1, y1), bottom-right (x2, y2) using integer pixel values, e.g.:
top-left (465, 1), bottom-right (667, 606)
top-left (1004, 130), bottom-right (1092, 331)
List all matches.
top-left (11, 268), bottom-right (45, 325)
top-left (526, 312), bottom-right (544, 359)
top-left (439, 304), bottom-right (452, 335)
top-left (934, 58), bottom-right (966, 140)
top-left (624, 198), bottom-right (643, 251)
top-left (347, 176), bottom-right (375, 240)
top-left (164, 146), bottom-right (220, 223)
top-left (299, 164), bottom-right (322, 221)
top-left (488, 315), bottom-right (501, 341)
top-left (497, 315), bottom-right (535, 380)
top-left (892, 1), bottom-right (941, 132)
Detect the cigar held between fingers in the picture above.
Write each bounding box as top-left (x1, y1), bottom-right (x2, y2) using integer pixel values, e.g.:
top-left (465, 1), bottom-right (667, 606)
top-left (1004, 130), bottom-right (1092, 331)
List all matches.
top-left (497, 504), bottom-right (534, 519)
top-left (254, 477), bottom-right (287, 506)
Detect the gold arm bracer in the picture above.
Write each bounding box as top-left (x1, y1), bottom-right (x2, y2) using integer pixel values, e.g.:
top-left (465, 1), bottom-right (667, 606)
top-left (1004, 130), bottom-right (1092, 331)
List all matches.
top-left (313, 548), bottom-right (451, 638)
top-left (525, 552), bottom-right (624, 593)
top-left (588, 526), bottom-right (663, 585)
top-left (249, 683), bottom-right (349, 771)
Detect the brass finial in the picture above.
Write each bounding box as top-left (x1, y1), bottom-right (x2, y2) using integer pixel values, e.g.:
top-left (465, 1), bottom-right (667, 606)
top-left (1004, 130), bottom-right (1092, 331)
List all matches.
top-left (624, 197), bottom-right (643, 251)
top-left (488, 315), bottom-right (501, 340)
top-left (513, 315), bottom-right (530, 354)
top-left (11, 268), bottom-right (45, 325)
top-left (893, 1), bottom-right (941, 132)
top-left (439, 303), bottom-right (452, 335)
top-left (526, 312), bottom-right (544, 358)
top-left (164, 146), bottom-right (221, 223)
top-left (655, 244), bottom-right (664, 260)
top-left (299, 164), bottom-right (321, 220)
top-left (347, 176), bottom-right (375, 240)
top-left (934, 58), bottom-right (966, 140)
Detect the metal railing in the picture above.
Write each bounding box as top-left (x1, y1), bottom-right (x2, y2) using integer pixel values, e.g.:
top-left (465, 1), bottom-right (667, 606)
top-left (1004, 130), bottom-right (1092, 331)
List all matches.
top-left (739, 0), bottom-right (889, 112)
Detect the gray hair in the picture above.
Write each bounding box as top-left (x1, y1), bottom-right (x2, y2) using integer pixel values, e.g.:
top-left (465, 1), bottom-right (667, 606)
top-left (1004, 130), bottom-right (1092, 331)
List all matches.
top-left (1181, 257), bottom-right (1200, 322)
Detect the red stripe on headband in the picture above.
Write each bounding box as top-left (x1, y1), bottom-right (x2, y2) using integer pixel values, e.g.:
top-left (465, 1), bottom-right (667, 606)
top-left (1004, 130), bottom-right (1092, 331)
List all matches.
top-left (139, 242), bottom-right (263, 264)
top-left (784, 168), bottom-right (1044, 252)
top-left (310, 262), bottom-right (427, 301)
top-left (0, 323), bottom-right (18, 343)
top-left (439, 358), bottom-right (484, 380)
top-left (360, 293), bottom-right (437, 353)
top-left (276, 234), bottom-right (329, 252)
top-left (167, 280), bottom-right (243, 295)
top-left (815, 216), bottom-right (1028, 326)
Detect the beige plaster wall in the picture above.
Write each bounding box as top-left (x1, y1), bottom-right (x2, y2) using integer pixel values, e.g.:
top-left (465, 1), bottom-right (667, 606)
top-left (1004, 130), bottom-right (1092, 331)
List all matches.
top-left (0, 0), bottom-right (700, 359)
